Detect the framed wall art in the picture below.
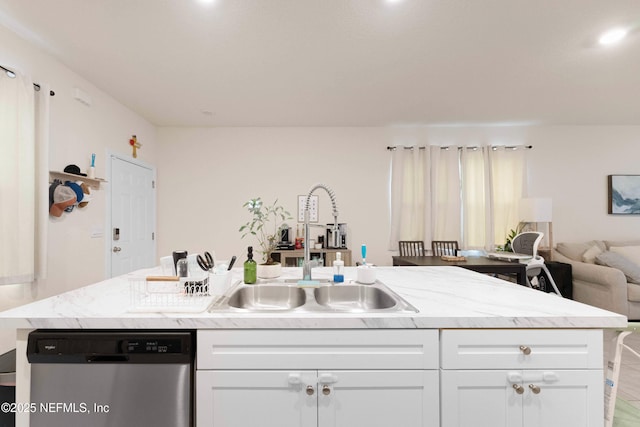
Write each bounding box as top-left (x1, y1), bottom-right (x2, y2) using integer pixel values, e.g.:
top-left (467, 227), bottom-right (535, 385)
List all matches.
top-left (608, 175), bottom-right (640, 214)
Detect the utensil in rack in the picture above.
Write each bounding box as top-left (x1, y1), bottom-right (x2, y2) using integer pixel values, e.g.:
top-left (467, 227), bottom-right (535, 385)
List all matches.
top-left (227, 256), bottom-right (237, 270)
top-left (197, 251), bottom-right (215, 272)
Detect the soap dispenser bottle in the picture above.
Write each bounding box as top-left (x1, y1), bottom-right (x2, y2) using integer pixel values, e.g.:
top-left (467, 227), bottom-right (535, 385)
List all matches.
top-left (333, 252), bottom-right (344, 283)
top-left (244, 246), bottom-right (257, 284)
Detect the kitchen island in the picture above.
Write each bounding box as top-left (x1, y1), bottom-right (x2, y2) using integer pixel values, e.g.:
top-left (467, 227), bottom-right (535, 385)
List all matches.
top-left (0, 266), bottom-right (627, 427)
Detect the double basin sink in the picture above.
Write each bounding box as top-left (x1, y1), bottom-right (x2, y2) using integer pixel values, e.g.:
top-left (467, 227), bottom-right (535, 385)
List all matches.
top-left (210, 279), bottom-right (418, 314)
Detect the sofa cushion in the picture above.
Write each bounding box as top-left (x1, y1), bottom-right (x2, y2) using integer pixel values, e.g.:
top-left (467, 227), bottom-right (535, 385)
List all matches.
top-left (605, 239), bottom-right (640, 249)
top-left (628, 282), bottom-right (640, 303)
top-left (595, 251), bottom-right (640, 284)
top-left (582, 244), bottom-right (603, 264)
top-left (556, 240), bottom-right (606, 262)
top-left (610, 245), bottom-right (640, 266)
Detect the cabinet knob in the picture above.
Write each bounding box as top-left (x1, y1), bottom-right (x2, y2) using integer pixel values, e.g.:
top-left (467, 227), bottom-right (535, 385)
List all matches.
top-left (519, 345), bottom-right (531, 355)
top-left (512, 384), bottom-right (524, 395)
top-left (529, 384), bottom-right (541, 394)
top-left (306, 385), bottom-right (315, 396)
top-left (322, 385), bottom-right (331, 396)
top-left (112, 246), bottom-right (122, 253)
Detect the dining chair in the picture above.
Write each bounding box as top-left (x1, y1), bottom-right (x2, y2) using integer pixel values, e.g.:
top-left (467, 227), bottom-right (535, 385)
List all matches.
top-left (431, 240), bottom-right (459, 256)
top-left (398, 241), bottom-right (425, 257)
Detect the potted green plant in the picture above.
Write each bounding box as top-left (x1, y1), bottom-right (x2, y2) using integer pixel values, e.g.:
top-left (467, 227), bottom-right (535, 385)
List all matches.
top-left (498, 223), bottom-right (524, 252)
top-left (239, 198), bottom-right (292, 278)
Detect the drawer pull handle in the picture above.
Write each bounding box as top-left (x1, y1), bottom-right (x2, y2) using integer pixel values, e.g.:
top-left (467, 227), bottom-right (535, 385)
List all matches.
top-left (529, 384), bottom-right (541, 394)
top-left (322, 385), bottom-right (331, 395)
top-left (519, 345), bottom-right (532, 355)
top-left (306, 385), bottom-right (315, 396)
top-left (512, 384), bottom-right (524, 394)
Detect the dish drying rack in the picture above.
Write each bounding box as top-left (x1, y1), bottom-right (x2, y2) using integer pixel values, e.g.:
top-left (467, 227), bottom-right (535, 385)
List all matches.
top-left (129, 275), bottom-right (216, 313)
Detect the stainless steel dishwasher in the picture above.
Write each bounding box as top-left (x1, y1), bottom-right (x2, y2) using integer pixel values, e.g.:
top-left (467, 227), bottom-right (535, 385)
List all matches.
top-left (27, 330), bottom-right (194, 427)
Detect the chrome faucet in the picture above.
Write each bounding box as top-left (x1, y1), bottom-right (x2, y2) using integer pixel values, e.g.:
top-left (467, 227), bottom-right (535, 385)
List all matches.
top-left (302, 184), bottom-right (339, 281)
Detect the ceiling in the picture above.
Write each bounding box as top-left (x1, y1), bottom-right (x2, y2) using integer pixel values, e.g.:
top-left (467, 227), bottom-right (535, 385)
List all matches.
top-left (1, 0), bottom-right (639, 127)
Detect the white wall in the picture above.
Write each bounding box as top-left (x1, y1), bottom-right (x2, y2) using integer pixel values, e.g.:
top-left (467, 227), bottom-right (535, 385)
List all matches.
top-left (156, 126), bottom-right (640, 269)
top-left (156, 127), bottom-right (393, 267)
top-left (527, 126), bottom-right (640, 243)
top-left (0, 24), bottom-right (158, 353)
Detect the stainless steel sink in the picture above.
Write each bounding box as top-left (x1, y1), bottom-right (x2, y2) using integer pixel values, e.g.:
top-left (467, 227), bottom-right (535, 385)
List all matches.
top-left (210, 279), bottom-right (418, 314)
top-left (314, 285), bottom-right (396, 310)
top-left (227, 285), bottom-right (306, 310)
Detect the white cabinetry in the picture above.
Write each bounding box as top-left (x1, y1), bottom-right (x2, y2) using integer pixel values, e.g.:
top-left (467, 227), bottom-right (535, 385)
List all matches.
top-left (440, 329), bottom-right (603, 427)
top-left (196, 330), bottom-right (439, 427)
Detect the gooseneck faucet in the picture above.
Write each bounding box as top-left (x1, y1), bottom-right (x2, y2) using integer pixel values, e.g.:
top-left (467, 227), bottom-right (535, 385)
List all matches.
top-left (303, 184), bottom-right (339, 281)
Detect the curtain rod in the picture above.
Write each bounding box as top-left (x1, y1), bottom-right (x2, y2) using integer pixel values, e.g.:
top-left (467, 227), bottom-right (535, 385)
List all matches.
top-left (386, 145), bottom-right (533, 151)
top-left (1, 65), bottom-right (55, 96)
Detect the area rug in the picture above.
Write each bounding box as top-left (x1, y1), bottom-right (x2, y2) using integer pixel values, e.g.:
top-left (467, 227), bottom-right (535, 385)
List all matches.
top-left (614, 398), bottom-right (640, 427)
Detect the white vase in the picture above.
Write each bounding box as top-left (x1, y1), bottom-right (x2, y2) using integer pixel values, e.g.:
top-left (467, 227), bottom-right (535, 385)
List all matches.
top-left (257, 262), bottom-right (282, 279)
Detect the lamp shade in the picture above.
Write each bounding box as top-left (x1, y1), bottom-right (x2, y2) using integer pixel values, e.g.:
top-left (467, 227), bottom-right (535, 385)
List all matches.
top-left (519, 198), bottom-right (552, 222)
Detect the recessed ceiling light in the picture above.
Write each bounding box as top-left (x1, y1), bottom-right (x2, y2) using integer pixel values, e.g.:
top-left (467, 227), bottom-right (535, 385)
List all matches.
top-left (599, 27), bottom-right (628, 46)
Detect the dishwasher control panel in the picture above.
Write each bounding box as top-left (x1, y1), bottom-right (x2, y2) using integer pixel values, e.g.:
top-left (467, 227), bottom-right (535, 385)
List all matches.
top-left (124, 338), bottom-right (184, 354)
top-left (27, 330), bottom-right (194, 364)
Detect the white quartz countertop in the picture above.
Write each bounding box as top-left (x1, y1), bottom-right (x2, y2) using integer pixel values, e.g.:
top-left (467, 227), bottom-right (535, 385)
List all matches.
top-left (0, 266), bottom-right (627, 329)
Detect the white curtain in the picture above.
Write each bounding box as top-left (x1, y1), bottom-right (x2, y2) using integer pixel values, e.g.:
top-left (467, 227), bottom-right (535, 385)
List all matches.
top-left (431, 146), bottom-right (461, 242)
top-left (488, 146), bottom-right (526, 247)
top-left (460, 147), bottom-right (490, 249)
top-left (35, 83), bottom-right (50, 280)
top-left (0, 70), bottom-right (35, 285)
top-left (388, 147), bottom-right (431, 249)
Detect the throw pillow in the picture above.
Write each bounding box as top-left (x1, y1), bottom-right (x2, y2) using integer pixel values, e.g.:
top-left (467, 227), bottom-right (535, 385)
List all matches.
top-left (595, 251), bottom-right (640, 284)
top-left (556, 240), bottom-right (606, 261)
top-left (610, 245), bottom-right (640, 267)
top-left (582, 244), bottom-right (603, 264)
top-left (556, 242), bottom-right (594, 261)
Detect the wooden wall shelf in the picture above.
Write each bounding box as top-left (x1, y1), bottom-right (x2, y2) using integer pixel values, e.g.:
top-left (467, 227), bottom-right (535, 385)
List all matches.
top-left (49, 171), bottom-right (107, 190)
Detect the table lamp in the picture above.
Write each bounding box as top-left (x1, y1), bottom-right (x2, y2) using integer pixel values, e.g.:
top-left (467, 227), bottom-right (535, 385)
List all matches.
top-left (519, 197), bottom-right (553, 260)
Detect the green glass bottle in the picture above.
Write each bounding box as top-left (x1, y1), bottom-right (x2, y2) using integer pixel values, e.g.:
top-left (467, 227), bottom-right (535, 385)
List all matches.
top-left (244, 246), bottom-right (257, 284)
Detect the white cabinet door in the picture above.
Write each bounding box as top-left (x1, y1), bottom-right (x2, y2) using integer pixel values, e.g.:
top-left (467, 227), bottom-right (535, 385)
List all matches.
top-left (523, 369), bottom-right (603, 427)
top-left (318, 370), bottom-right (439, 427)
top-left (441, 369), bottom-right (604, 427)
top-left (441, 370), bottom-right (523, 427)
top-left (196, 370), bottom-right (317, 427)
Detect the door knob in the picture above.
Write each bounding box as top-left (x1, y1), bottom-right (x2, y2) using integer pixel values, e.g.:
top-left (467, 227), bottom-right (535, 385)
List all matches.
top-left (306, 385), bottom-right (315, 396)
top-left (112, 246), bottom-right (122, 253)
top-left (512, 384), bottom-right (524, 394)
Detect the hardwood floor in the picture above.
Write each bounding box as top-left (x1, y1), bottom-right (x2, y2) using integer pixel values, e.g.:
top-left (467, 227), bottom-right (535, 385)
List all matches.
top-left (604, 329), bottom-right (640, 410)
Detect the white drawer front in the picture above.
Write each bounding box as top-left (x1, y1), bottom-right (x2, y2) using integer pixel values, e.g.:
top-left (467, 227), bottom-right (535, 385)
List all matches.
top-left (440, 329), bottom-right (602, 370)
top-left (198, 329), bottom-right (438, 370)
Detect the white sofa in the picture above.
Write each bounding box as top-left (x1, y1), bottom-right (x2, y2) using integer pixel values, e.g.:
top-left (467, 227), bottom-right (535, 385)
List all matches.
top-left (552, 239), bottom-right (640, 320)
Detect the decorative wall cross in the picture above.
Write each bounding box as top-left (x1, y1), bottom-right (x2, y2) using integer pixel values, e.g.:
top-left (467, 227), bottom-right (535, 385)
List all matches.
top-left (129, 135), bottom-right (142, 158)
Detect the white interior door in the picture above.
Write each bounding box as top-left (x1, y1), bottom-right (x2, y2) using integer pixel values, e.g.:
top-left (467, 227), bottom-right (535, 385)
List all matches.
top-left (110, 155), bottom-right (155, 277)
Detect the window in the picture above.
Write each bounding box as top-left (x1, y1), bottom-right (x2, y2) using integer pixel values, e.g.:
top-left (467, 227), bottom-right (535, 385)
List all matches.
top-left (389, 145), bottom-right (528, 251)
